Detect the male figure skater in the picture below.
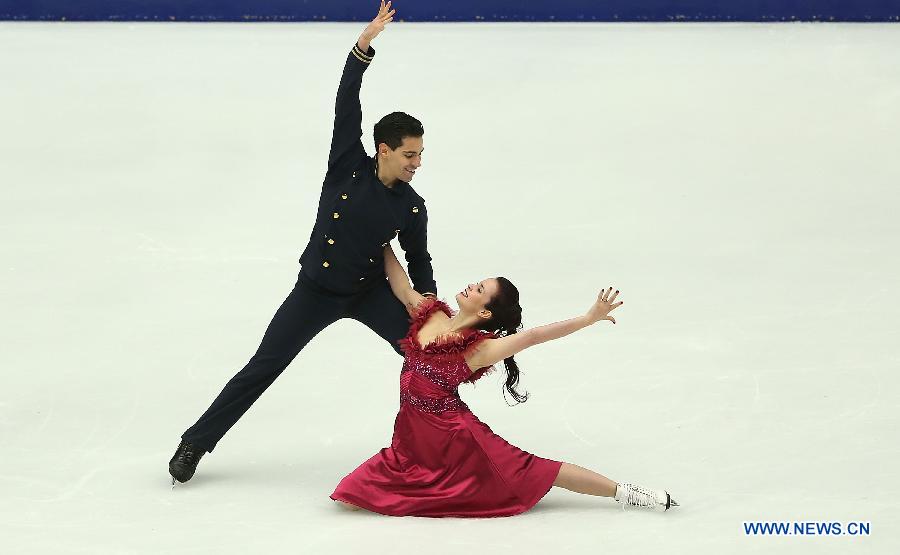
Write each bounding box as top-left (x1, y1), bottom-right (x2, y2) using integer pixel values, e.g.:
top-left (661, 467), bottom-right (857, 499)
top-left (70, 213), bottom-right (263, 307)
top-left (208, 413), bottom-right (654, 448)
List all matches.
top-left (169, 1), bottom-right (433, 483)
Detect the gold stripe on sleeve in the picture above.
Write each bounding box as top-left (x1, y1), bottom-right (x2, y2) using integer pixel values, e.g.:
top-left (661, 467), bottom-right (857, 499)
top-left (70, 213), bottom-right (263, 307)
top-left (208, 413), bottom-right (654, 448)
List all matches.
top-left (352, 45), bottom-right (373, 61)
top-left (351, 49), bottom-right (372, 64)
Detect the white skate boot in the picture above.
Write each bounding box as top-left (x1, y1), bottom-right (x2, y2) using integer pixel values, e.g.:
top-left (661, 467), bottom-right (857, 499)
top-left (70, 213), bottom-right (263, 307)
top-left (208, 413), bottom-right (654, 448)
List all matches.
top-left (614, 483), bottom-right (678, 511)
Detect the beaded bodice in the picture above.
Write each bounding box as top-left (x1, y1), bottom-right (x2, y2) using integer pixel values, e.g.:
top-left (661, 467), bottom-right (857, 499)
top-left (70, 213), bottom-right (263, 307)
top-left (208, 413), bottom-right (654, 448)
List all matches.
top-left (397, 298), bottom-right (496, 413)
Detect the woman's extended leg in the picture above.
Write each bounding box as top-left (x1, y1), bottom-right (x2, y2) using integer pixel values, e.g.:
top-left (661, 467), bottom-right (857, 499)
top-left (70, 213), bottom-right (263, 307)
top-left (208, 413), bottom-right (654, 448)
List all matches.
top-left (552, 462), bottom-right (618, 497)
top-left (553, 462), bottom-right (678, 511)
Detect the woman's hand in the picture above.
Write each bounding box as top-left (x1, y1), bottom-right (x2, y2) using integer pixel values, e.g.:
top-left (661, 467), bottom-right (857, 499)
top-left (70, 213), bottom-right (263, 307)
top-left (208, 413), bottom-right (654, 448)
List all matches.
top-left (358, 1), bottom-right (395, 51)
top-left (586, 287), bottom-right (623, 325)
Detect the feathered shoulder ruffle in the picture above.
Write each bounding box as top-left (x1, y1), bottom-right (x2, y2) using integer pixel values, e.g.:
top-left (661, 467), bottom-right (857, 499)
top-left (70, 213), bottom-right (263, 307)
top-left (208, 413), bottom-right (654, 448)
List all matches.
top-left (398, 298), bottom-right (497, 381)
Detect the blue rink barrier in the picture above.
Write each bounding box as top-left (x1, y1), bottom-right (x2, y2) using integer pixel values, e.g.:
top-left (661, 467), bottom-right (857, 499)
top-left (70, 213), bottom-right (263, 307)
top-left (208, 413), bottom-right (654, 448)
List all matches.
top-left (1, 1), bottom-right (899, 22)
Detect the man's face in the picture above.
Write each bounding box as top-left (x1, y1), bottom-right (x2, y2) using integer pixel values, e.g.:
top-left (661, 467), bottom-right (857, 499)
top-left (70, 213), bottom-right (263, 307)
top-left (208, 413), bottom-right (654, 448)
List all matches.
top-left (379, 136), bottom-right (423, 182)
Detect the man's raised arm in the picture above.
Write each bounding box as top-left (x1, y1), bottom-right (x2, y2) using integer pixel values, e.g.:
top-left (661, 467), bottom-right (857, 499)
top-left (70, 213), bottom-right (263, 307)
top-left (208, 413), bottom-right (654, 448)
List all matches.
top-left (327, 1), bottom-right (395, 176)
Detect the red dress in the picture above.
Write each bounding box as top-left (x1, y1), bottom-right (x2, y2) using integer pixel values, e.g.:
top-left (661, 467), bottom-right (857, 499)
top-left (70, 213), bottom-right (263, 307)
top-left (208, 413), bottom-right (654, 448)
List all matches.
top-left (330, 298), bottom-right (562, 517)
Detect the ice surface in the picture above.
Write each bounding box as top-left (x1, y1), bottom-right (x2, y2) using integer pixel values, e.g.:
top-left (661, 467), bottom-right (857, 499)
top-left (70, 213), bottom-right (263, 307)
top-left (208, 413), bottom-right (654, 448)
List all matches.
top-left (1, 21), bottom-right (898, 554)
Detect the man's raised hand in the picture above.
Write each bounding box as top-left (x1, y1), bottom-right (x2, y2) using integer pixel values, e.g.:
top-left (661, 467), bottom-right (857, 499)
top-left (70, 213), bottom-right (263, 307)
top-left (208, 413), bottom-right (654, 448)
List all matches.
top-left (358, 1), bottom-right (395, 51)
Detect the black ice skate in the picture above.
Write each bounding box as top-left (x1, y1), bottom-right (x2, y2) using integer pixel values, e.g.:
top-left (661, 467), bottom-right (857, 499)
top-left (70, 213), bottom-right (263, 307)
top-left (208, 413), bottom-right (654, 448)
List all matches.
top-left (169, 440), bottom-right (205, 485)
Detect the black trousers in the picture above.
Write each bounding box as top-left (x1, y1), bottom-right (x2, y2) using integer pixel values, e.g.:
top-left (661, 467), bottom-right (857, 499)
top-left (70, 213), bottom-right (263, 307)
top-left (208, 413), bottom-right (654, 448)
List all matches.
top-left (182, 273), bottom-right (409, 453)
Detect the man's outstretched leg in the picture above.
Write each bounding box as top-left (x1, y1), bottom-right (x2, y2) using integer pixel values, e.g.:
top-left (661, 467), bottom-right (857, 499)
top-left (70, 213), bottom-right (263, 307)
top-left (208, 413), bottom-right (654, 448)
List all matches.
top-left (170, 277), bottom-right (344, 483)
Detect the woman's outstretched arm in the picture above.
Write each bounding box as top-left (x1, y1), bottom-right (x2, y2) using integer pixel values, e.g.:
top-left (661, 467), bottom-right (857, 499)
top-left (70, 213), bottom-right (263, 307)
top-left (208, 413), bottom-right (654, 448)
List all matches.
top-left (384, 244), bottom-right (426, 312)
top-left (466, 288), bottom-right (622, 370)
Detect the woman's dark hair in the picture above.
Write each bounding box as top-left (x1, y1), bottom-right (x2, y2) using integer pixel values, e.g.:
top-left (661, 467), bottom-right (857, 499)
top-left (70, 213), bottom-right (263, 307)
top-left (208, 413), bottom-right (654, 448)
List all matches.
top-left (473, 277), bottom-right (528, 405)
top-left (373, 112), bottom-right (424, 151)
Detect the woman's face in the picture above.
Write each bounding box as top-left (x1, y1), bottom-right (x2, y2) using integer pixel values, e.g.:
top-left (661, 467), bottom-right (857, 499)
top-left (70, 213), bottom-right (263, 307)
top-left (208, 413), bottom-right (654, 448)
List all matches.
top-left (455, 278), bottom-right (500, 316)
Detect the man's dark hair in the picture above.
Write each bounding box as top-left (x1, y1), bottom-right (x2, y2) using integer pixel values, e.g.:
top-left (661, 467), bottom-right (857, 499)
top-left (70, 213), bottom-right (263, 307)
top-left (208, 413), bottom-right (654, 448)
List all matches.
top-left (373, 112), bottom-right (424, 151)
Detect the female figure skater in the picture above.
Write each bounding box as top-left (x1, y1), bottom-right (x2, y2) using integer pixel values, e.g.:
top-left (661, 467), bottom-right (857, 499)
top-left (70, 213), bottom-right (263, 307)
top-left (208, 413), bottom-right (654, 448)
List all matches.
top-left (330, 246), bottom-right (678, 517)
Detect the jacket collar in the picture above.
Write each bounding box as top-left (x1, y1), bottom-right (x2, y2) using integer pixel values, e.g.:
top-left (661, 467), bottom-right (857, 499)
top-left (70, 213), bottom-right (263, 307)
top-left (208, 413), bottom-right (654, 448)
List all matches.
top-left (371, 156), bottom-right (408, 196)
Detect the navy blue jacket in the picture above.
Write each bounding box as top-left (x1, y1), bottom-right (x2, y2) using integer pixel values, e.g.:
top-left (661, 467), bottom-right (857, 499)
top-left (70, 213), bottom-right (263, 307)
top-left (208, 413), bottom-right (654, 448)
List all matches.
top-left (299, 44), bottom-right (437, 296)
